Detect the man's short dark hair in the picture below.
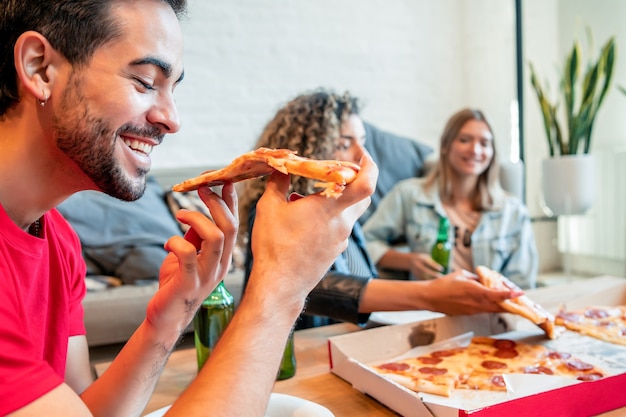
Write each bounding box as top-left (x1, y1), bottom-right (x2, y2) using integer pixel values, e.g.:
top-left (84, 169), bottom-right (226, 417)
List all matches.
top-left (0, 0), bottom-right (188, 115)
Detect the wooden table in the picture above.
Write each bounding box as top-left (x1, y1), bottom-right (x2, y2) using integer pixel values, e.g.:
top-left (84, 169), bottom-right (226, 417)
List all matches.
top-left (94, 276), bottom-right (626, 416)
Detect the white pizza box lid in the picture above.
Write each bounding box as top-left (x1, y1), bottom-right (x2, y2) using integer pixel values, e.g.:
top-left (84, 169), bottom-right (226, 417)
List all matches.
top-left (328, 279), bottom-right (626, 417)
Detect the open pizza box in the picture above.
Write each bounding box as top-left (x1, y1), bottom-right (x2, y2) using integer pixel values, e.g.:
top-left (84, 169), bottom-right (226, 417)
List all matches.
top-left (328, 280), bottom-right (626, 417)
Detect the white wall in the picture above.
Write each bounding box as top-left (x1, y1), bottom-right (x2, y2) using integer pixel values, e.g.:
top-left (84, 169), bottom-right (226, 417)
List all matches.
top-left (156, 0), bottom-right (626, 276)
top-left (523, 0), bottom-right (626, 218)
top-left (153, 0), bottom-right (517, 171)
top-left (522, 0), bottom-right (626, 276)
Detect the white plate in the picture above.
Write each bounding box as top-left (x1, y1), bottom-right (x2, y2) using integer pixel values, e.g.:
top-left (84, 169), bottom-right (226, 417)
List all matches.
top-left (368, 310), bottom-right (444, 325)
top-left (144, 393), bottom-right (334, 417)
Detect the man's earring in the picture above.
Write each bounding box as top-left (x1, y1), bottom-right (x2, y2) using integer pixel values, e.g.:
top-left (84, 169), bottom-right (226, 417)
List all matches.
top-left (37, 89), bottom-right (48, 107)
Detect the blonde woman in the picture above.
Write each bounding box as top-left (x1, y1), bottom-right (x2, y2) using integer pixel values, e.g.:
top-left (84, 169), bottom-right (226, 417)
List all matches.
top-left (363, 108), bottom-right (538, 289)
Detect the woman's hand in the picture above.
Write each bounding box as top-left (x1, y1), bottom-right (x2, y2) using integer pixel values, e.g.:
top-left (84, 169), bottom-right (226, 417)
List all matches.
top-left (146, 183), bottom-right (239, 336)
top-left (419, 270), bottom-right (522, 315)
top-left (406, 252), bottom-right (447, 280)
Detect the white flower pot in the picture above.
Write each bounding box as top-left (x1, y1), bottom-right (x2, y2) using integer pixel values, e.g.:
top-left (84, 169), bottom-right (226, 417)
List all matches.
top-left (541, 154), bottom-right (595, 216)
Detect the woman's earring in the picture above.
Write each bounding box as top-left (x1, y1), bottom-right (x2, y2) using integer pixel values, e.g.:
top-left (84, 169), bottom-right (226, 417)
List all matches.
top-left (37, 89), bottom-right (48, 107)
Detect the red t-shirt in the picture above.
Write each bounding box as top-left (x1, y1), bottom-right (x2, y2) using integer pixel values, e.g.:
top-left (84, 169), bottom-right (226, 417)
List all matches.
top-left (0, 205), bottom-right (86, 415)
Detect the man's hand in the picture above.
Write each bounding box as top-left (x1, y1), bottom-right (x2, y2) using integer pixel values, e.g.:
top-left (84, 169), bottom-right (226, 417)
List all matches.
top-left (147, 183), bottom-right (239, 336)
top-left (247, 153), bottom-right (377, 302)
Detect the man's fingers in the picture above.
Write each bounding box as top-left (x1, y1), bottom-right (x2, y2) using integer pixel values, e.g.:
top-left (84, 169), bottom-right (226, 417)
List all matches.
top-left (176, 210), bottom-right (202, 250)
top-left (264, 171), bottom-right (291, 200)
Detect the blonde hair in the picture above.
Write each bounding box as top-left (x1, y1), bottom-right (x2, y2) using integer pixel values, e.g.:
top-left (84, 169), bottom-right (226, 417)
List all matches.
top-left (237, 89), bottom-right (359, 243)
top-left (423, 108), bottom-right (504, 210)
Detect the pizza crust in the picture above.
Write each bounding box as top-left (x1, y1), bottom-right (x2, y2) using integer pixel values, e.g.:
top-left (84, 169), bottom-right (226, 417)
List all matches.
top-left (475, 266), bottom-right (558, 339)
top-left (171, 147), bottom-right (360, 197)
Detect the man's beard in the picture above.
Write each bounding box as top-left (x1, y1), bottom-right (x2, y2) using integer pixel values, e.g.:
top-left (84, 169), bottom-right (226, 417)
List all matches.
top-left (53, 73), bottom-right (158, 201)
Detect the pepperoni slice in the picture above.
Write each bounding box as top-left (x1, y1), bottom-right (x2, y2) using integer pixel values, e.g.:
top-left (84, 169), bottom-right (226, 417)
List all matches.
top-left (585, 308), bottom-right (610, 319)
top-left (556, 312), bottom-right (582, 322)
top-left (494, 348), bottom-right (519, 359)
top-left (417, 356), bottom-right (442, 365)
top-left (523, 365), bottom-right (554, 375)
top-left (378, 362), bottom-right (410, 372)
top-left (577, 372), bottom-right (603, 381)
top-left (493, 339), bottom-right (517, 350)
top-left (566, 360), bottom-right (595, 372)
top-left (481, 360), bottom-right (507, 370)
top-left (418, 367), bottom-right (448, 375)
top-left (548, 351), bottom-right (571, 360)
top-left (431, 348), bottom-right (463, 358)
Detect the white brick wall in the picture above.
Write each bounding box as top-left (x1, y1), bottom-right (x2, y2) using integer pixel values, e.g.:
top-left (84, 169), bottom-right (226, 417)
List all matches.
top-left (149, 0), bottom-right (626, 276)
top-left (153, 0), bottom-right (518, 171)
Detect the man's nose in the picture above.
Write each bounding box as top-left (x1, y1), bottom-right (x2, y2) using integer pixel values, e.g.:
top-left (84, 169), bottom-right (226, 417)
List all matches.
top-left (148, 93), bottom-right (181, 134)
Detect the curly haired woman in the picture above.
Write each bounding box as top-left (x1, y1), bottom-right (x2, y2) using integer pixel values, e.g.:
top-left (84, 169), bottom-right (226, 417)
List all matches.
top-left (239, 90), bottom-right (521, 329)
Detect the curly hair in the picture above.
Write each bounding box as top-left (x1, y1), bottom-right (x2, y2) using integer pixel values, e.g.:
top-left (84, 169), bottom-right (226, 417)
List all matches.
top-left (0, 0), bottom-right (187, 115)
top-left (423, 108), bottom-right (504, 210)
top-left (237, 89), bottom-right (360, 243)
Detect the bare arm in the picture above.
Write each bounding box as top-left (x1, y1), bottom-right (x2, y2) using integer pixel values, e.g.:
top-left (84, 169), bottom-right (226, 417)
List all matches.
top-left (80, 183), bottom-right (240, 417)
top-left (359, 271), bottom-right (521, 316)
top-left (166, 155), bottom-right (377, 416)
top-left (10, 156), bottom-right (375, 417)
top-left (9, 184), bottom-right (241, 417)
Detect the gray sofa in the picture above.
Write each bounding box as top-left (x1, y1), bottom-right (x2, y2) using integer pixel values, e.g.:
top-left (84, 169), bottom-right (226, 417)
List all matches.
top-left (58, 173), bottom-right (245, 347)
top-left (59, 122), bottom-right (523, 348)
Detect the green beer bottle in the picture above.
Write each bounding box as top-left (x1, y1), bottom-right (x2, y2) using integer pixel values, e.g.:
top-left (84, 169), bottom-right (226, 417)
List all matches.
top-left (193, 281), bottom-right (235, 371)
top-left (276, 330), bottom-right (296, 380)
top-left (431, 216), bottom-right (452, 274)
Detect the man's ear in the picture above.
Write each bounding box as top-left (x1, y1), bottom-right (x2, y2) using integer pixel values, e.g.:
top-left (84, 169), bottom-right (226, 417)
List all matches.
top-left (13, 31), bottom-right (63, 104)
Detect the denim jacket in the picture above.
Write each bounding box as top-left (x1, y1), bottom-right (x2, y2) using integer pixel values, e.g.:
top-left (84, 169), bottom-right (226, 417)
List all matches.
top-left (362, 177), bottom-right (537, 289)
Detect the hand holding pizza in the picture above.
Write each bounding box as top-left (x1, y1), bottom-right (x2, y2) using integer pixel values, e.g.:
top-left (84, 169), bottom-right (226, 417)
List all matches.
top-left (418, 270), bottom-right (523, 316)
top-left (475, 266), bottom-right (558, 339)
top-left (149, 183), bottom-right (239, 335)
top-left (246, 153), bottom-right (378, 305)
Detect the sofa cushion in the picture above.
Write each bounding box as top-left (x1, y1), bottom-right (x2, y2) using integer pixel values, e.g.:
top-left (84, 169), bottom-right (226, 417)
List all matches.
top-left (57, 176), bottom-right (183, 285)
top-left (362, 122), bottom-right (433, 223)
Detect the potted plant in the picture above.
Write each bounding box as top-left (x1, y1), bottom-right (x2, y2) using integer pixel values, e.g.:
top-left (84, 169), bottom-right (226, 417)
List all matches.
top-left (529, 32), bottom-right (615, 215)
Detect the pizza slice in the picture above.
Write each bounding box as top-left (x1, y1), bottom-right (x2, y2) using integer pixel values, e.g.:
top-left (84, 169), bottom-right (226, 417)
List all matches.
top-left (375, 363), bottom-right (457, 397)
top-left (475, 266), bottom-right (558, 339)
top-left (460, 336), bottom-right (546, 391)
top-left (555, 305), bottom-right (626, 346)
top-left (374, 347), bottom-right (469, 397)
top-left (541, 350), bottom-right (605, 381)
top-left (171, 147), bottom-right (360, 198)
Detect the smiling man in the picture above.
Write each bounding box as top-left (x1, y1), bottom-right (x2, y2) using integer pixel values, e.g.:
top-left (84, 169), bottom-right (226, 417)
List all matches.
top-left (0, 1), bottom-right (377, 416)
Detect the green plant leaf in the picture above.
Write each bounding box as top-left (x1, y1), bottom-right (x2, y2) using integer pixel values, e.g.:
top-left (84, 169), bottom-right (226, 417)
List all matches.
top-left (563, 41), bottom-right (579, 133)
top-left (528, 30), bottom-right (616, 156)
top-left (529, 63), bottom-right (556, 156)
top-left (585, 37), bottom-right (616, 153)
